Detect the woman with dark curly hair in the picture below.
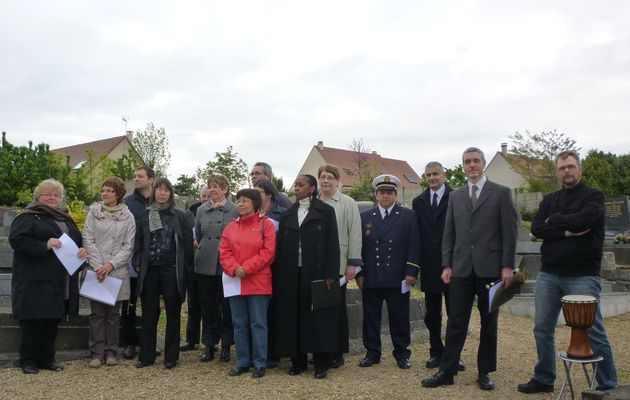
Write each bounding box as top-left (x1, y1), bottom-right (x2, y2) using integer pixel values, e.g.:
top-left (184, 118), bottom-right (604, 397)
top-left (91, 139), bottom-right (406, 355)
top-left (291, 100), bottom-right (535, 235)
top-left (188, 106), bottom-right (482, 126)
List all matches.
top-left (82, 177), bottom-right (136, 368)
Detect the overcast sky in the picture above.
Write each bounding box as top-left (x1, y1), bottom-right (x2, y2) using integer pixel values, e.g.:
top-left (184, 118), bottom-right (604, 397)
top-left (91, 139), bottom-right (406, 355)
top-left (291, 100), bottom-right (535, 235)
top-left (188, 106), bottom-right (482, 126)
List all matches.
top-left (2, 0), bottom-right (629, 188)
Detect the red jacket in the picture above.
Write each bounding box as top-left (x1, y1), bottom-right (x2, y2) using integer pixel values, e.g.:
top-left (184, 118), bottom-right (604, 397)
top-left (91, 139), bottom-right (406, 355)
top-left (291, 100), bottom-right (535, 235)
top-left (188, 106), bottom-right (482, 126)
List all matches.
top-left (219, 213), bottom-right (276, 296)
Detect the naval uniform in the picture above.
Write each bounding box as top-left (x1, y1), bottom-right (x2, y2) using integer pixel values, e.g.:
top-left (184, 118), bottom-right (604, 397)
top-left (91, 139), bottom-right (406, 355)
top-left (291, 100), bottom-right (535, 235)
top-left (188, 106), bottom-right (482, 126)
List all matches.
top-left (358, 203), bottom-right (420, 362)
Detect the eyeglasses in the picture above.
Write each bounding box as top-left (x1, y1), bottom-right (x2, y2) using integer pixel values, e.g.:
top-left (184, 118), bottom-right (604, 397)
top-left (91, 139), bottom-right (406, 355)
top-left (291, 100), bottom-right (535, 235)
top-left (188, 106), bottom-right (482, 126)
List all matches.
top-left (319, 175), bottom-right (337, 181)
top-left (39, 192), bottom-right (61, 198)
top-left (250, 171), bottom-right (264, 176)
top-left (101, 188), bottom-right (116, 194)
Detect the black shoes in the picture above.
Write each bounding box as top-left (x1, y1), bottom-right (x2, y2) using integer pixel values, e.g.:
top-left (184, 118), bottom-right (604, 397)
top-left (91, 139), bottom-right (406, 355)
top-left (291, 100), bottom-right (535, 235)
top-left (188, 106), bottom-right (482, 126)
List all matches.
top-left (517, 378), bottom-right (554, 394)
top-left (228, 366), bottom-right (250, 376)
top-left (358, 357), bottom-right (380, 367)
top-left (457, 360), bottom-right (466, 372)
top-left (200, 347), bottom-right (215, 362)
top-left (252, 367), bottom-right (266, 379)
top-left (179, 342), bottom-right (197, 351)
top-left (314, 369), bottom-right (328, 379)
top-left (396, 358), bottom-right (411, 369)
top-left (421, 370), bottom-right (454, 388)
top-left (425, 356), bottom-right (440, 369)
top-left (220, 346), bottom-right (231, 362)
top-left (135, 361), bottom-right (154, 368)
top-left (21, 365), bottom-right (39, 374)
top-left (40, 361), bottom-right (63, 372)
top-left (123, 345), bottom-right (136, 359)
top-left (477, 373), bottom-right (494, 391)
top-left (164, 360), bottom-right (177, 369)
top-left (288, 366), bottom-right (306, 375)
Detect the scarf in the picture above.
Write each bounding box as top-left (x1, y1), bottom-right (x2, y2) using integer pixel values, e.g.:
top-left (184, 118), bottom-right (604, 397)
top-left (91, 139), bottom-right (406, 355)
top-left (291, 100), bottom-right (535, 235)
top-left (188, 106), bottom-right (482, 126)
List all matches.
top-left (148, 203), bottom-right (170, 232)
top-left (101, 202), bottom-right (124, 218)
top-left (21, 201), bottom-right (71, 221)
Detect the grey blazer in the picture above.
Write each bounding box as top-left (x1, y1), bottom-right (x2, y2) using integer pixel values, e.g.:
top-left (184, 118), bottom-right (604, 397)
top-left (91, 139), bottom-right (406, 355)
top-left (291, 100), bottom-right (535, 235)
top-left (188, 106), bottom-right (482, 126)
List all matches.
top-left (442, 179), bottom-right (518, 278)
top-left (194, 198), bottom-right (238, 276)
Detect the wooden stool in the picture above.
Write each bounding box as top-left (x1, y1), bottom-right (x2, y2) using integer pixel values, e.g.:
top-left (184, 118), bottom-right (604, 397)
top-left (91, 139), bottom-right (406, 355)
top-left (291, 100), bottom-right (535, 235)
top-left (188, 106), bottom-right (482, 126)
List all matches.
top-left (557, 351), bottom-right (603, 400)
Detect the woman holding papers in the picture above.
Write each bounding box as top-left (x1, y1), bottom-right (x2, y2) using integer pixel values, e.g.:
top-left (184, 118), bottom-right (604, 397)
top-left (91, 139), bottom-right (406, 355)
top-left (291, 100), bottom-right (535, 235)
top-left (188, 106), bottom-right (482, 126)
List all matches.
top-left (219, 189), bottom-right (276, 378)
top-left (134, 178), bottom-right (194, 369)
top-left (82, 177), bottom-right (135, 368)
top-left (9, 178), bottom-right (87, 374)
top-left (317, 164), bottom-right (362, 369)
top-left (272, 174), bottom-right (340, 379)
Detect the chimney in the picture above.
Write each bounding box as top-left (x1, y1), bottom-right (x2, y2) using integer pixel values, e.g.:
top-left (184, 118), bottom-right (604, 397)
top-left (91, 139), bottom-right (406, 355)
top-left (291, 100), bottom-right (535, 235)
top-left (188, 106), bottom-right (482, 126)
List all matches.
top-left (317, 141), bottom-right (324, 150)
top-left (501, 142), bottom-right (508, 156)
top-left (371, 151), bottom-right (377, 155)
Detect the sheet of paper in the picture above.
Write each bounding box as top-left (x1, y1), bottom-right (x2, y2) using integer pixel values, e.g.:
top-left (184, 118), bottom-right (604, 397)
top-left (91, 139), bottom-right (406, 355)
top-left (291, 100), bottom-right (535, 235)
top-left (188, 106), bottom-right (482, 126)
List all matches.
top-left (339, 266), bottom-right (361, 287)
top-left (79, 269), bottom-right (123, 306)
top-left (488, 281), bottom-right (503, 313)
top-left (52, 233), bottom-right (84, 275)
top-left (269, 219), bottom-right (280, 231)
top-left (401, 280), bottom-right (412, 294)
top-left (222, 272), bottom-right (241, 297)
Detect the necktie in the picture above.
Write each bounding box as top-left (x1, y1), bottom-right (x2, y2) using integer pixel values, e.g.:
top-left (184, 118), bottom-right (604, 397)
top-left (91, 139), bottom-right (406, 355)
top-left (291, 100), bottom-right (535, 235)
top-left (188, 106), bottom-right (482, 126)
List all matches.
top-left (471, 184), bottom-right (478, 208)
top-left (432, 193), bottom-right (438, 210)
top-left (384, 209), bottom-right (389, 219)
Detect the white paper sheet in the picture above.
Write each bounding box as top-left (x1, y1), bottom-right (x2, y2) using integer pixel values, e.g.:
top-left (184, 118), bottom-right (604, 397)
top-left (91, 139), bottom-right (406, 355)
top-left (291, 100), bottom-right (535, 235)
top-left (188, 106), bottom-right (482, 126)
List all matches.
top-left (79, 269), bottom-right (123, 306)
top-left (52, 233), bottom-right (85, 275)
top-left (339, 266), bottom-right (362, 287)
top-left (401, 280), bottom-right (412, 294)
top-left (488, 281), bottom-right (503, 313)
top-left (222, 272), bottom-right (241, 297)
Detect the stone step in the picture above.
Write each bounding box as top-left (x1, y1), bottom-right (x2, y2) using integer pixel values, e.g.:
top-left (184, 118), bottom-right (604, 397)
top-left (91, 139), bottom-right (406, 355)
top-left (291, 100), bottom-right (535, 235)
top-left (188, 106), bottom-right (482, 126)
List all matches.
top-left (0, 237), bottom-right (13, 271)
top-left (506, 292), bottom-right (630, 322)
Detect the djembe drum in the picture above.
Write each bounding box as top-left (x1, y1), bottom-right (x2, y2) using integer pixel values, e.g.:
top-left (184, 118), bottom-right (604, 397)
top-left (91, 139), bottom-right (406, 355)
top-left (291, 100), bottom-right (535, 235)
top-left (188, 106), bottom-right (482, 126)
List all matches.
top-left (561, 295), bottom-right (597, 359)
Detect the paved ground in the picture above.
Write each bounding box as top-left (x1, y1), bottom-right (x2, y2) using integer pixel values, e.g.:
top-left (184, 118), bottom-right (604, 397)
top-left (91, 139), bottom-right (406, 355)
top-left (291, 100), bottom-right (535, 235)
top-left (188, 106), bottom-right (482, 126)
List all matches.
top-left (2, 310), bottom-right (628, 400)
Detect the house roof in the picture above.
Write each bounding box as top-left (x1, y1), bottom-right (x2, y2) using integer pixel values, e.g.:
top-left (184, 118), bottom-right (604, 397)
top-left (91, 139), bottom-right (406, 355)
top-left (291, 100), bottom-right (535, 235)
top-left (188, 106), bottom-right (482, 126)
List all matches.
top-left (52, 135), bottom-right (130, 168)
top-left (316, 145), bottom-right (421, 189)
top-left (500, 152), bottom-right (548, 179)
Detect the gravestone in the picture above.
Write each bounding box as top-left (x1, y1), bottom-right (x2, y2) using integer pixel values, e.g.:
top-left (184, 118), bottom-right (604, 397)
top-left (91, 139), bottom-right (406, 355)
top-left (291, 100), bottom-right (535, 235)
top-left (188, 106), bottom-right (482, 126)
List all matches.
top-left (605, 196), bottom-right (630, 234)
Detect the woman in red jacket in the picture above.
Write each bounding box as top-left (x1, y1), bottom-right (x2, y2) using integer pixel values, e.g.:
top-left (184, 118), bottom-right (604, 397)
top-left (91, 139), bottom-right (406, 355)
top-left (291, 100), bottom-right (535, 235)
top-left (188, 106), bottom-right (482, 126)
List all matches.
top-left (219, 189), bottom-right (276, 379)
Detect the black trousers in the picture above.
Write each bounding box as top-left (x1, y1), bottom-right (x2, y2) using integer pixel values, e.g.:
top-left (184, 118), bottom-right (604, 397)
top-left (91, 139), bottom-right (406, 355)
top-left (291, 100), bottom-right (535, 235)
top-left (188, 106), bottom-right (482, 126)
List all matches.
top-left (439, 270), bottom-right (498, 374)
top-left (119, 276), bottom-right (138, 347)
top-left (361, 287), bottom-right (411, 361)
top-left (424, 288), bottom-right (450, 359)
top-left (329, 282), bottom-right (349, 361)
top-left (197, 274), bottom-right (233, 348)
top-left (19, 318), bottom-right (61, 368)
top-left (183, 266), bottom-right (202, 345)
top-left (139, 264), bottom-right (182, 364)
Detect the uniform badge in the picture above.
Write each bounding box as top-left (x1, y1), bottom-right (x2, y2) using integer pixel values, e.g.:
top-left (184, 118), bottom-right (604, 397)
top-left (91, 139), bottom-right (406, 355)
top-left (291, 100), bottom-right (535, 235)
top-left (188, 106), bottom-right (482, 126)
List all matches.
top-left (364, 222), bottom-right (373, 235)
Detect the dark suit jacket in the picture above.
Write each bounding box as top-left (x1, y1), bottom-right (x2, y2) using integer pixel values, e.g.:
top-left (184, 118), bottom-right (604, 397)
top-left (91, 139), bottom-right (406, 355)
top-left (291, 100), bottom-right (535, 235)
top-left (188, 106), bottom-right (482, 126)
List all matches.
top-left (360, 204), bottom-right (420, 288)
top-left (442, 179), bottom-right (518, 278)
top-left (412, 184), bottom-right (452, 293)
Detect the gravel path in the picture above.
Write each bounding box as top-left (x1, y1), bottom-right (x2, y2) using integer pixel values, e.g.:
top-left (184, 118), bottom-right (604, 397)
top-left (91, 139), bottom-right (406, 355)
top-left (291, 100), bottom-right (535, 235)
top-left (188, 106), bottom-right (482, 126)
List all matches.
top-left (2, 311), bottom-right (629, 400)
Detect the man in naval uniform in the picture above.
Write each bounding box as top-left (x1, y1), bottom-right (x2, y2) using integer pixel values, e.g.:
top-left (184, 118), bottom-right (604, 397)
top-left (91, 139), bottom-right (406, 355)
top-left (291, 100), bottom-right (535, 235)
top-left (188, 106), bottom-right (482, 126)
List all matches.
top-left (356, 174), bottom-right (420, 370)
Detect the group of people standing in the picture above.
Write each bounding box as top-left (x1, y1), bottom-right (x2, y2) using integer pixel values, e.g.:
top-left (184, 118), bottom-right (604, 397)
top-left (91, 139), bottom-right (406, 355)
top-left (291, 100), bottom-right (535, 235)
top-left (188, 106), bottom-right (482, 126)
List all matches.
top-left (9, 147), bottom-right (617, 392)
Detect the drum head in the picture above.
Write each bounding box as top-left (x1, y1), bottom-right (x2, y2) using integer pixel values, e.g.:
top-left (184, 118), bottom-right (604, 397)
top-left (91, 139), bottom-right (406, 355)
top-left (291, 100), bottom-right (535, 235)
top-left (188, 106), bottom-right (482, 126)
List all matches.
top-left (562, 295), bottom-right (596, 303)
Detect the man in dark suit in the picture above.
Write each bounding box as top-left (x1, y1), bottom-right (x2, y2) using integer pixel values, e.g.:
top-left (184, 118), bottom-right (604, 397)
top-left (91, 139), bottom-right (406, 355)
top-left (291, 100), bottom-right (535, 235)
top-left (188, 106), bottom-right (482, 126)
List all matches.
top-left (412, 162), bottom-right (464, 372)
top-left (421, 147), bottom-right (518, 391)
top-left (357, 174), bottom-right (420, 370)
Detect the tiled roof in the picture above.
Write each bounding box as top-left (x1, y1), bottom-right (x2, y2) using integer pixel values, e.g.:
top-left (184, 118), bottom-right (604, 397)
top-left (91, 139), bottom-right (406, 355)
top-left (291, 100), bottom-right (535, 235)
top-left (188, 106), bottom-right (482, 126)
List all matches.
top-left (52, 135), bottom-right (129, 168)
top-left (316, 146), bottom-right (421, 189)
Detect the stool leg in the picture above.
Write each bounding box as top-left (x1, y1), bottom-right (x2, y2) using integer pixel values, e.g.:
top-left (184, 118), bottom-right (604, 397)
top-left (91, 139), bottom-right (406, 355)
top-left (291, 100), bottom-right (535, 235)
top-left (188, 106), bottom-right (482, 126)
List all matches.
top-left (581, 363), bottom-right (592, 389)
top-left (557, 360), bottom-right (574, 400)
top-left (589, 363), bottom-right (599, 391)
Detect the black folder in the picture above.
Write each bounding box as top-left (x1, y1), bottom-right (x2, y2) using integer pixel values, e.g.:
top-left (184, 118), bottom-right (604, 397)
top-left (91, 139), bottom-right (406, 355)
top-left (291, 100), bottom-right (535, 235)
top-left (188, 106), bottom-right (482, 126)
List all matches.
top-left (311, 279), bottom-right (341, 311)
top-left (487, 270), bottom-right (525, 313)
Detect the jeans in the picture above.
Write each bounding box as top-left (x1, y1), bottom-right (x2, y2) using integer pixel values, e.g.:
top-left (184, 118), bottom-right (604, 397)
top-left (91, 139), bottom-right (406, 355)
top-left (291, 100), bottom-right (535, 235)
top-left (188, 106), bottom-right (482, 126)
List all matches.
top-left (533, 272), bottom-right (617, 390)
top-left (229, 295), bottom-right (269, 369)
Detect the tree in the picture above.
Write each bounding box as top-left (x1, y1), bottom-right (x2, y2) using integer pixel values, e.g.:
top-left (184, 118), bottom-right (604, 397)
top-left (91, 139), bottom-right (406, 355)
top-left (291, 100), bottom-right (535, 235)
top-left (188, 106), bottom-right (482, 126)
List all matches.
top-left (272, 176), bottom-right (286, 193)
top-left (131, 122), bottom-right (171, 177)
top-left (195, 146), bottom-right (248, 191)
top-left (0, 132), bottom-right (74, 206)
top-left (582, 150), bottom-right (630, 196)
top-left (445, 164), bottom-right (467, 188)
top-left (346, 138), bottom-right (379, 201)
top-left (173, 174), bottom-right (199, 197)
top-left (509, 130), bottom-right (580, 192)
top-left (348, 138), bottom-right (372, 183)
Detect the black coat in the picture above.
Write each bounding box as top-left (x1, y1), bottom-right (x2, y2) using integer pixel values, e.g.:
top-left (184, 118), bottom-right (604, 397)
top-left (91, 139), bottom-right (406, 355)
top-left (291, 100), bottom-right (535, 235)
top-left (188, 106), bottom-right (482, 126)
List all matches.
top-left (9, 213), bottom-right (82, 320)
top-left (272, 198), bottom-right (340, 355)
top-left (134, 207), bottom-right (194, 301)
top-left (412, 185), bottom-right (452, 293)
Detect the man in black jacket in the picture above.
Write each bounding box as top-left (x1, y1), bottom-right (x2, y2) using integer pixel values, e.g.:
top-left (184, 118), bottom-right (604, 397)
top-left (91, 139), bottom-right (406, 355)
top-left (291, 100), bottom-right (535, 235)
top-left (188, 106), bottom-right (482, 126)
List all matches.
top-left (412, 162), bottom-right (463, 372)
top-left (518, 150), bottom-right (617, 393)
top-left (121, 166), bottom-right (154, 359)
